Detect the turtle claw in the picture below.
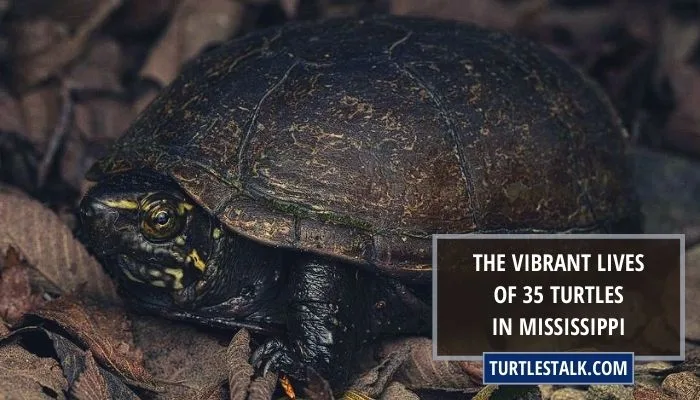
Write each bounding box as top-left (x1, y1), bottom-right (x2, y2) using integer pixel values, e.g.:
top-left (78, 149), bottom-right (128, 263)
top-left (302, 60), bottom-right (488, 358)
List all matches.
top-left (251, 338), bottom-right (308, 380)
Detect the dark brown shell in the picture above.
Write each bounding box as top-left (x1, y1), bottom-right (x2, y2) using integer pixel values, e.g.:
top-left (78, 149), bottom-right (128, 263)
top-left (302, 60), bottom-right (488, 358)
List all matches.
top-left (88, 16), bottom-right (638, 282)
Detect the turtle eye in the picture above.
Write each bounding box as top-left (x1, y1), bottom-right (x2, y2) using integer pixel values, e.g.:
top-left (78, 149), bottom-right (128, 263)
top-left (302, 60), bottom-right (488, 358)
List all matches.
top-left (140, 194), bottom-right (185, 241)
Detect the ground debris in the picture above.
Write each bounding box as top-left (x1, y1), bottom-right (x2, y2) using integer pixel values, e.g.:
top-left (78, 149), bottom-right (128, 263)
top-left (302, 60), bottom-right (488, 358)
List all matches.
top-left (0, 188), bottom-right (119, 303)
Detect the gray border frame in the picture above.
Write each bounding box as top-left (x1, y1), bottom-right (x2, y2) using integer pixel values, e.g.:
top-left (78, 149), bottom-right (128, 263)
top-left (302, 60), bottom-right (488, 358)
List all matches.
top-left (481, 351), bottom-right (635, 385)
top-left (432, 234), bottom-right (686, 362)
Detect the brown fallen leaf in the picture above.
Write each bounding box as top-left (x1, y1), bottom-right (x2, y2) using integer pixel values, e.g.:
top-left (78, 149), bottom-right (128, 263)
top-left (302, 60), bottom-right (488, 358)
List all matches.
top-left (18, 81), bottom-right (63, 150)
top-left (303, 369), bottom-right (334, 400)
top-left (65, 96), bottom-right (134, 194)
top-left (0, 340), bottom-right (69, 399)
top-left (18, 296), bottom-right (157, 390)
top-left (344, 343), bottom-right (411, 398)
top-left (0, 247), bottom-right (47, 324)
top-left (247, 371), bottom-right (278, 400)
top-left (11, 0), bottom-right (118, 29)
top-left (664, 64), bottom-right (700, 156)
top-left (661, 371), bottom-right (700, 400)
top-left (228, 328), bottom-right (255, 400)
top-left (317, 0), bottom-right (367, 19)
top-left (44, 329), bottom-right (142, 399)
top-left (65, 38), bottom-right (126, 93)
top-left (631, 148), bottom-right (700, 247)
top-left (389, 0), bottom-right (522, 31)
top-left (71, 351), bottom-right (111, 400)
top-left (380, 382), bottom-right (418, 400)
top-left (114, 0), bottom-right (179, 33)
top-left (130, 314), bottom-right (230, 399)
top-left (0, 87), bottom-right (25, 135)
top-left (633, 384), bottom-right (674, 400)
top-left (378, 337), bottom-right (482, 392)
top-left (684, 246), bottom-right (700, 342)
top-left (139, 0), bottom-right (246, 87)
top-left (0, 188), bottom-right (119, 304)
top-left (8, 0), bottom-right (124, 91)
top-left (280, 0), bottom-right (301, 19)
top-left (0, 133), bottom-right (40, 196)
top-left (0, 316), bottom-right (9, 337)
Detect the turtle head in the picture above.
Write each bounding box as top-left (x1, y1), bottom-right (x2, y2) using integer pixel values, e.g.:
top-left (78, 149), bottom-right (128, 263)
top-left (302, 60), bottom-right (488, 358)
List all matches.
top-left (79, 170), bottom-right (219, 299)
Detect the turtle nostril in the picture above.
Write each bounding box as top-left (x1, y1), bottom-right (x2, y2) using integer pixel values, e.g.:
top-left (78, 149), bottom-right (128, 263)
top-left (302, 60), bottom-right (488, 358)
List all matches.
top-left (79, 197), bottom-right (116, 228)
top-left (80, 202), bottom-right (95, 218)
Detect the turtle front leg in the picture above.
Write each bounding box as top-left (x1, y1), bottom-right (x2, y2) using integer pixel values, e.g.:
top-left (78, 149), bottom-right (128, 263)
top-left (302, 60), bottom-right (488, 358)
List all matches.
top-left (251, 257), bottom-right (366, 386)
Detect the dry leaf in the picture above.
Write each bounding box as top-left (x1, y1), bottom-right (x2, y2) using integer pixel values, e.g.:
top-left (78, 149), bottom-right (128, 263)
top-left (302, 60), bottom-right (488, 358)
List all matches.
top-left (0, 341), bottom-right (69, 399)
top-left (280, 0), bottom-right (301, 19)
top-left (115, 0), bottom-right (179, 33)
top-left (20, 296), bottom-right (156, 390)
top-left (130, 315), bottom-right (229, 399)
top-left (379, 337), bottom-right (482, 391)
top-left (631, 148), bottom-right (700, 246)
top-left (303, 369), bottom-right (333, 400)
top-left (139, 0), bottom-right (246, 87)
top-left (227, 328), bottom-right (255, 400)
top-left (318, 0), bottom-right (365, 18)
top-left (633, 384), bottom-right (674, 400)
top-left (132, 87), bottom-right (160, 115)
top-left (0, 87), bottom-right (25, 135)
top-left (0, 134), bottom-right (40, 197)
top-left (685, 245), bottom-right (700, 341)
top-left (389, 0), bottom-right (520, 31)
top-left (8, 0), bottom-right (124, 90)
top-left (11, 0), bottom-right (118, 29)
top-left (381, 382), bottom-right (418, 400)
top-left (0, 247), bottom-right (47, 324)
top-left (44, 329), bottom-right (142, 399)
top-left (0, 316), bottom-right (8, 337)
top-left (18, 82), bottom-right (63, 150)
top-left (661, 371), bottom-right (700, 400)
top-left (0, 189), bottom-right (119, 303)
top-left (64, 97), bottom-right (134, 191)
top-left (247, 372), bottom-right (278, 400)
top-left (345, 343), bottom-right (411, 398)
top-left (71, 351), bottom-right (110, 400)
top-left (65, 38), bottom-right (126, 92)
top-left (664, 64), bottom-right (700, 155)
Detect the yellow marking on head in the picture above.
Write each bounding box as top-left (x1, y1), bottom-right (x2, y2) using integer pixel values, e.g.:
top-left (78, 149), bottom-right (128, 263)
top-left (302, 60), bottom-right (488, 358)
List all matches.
top-left (188, 249), bottom-right (206, 272)
top-left (123, 269), bottom-right (145, 283)
top-left (164, 268), bottom-right (184, 290)
top-left (151, 280), bottom-right (167, 288)
top-left (175, 236), bottom-right (186, 246)
top-left (148, 269), bottom-right (162, 277)
top-left (212, 228), bottom-right (222, 240)
top-left (102, 199), bottom-right (139, 210)
top-left (178, 202), bottom-right (193, 215)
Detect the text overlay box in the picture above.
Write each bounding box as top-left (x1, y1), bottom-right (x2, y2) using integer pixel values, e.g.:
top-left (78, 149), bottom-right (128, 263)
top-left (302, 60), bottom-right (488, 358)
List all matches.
top-left (433, 235), bottom-right (684, 360)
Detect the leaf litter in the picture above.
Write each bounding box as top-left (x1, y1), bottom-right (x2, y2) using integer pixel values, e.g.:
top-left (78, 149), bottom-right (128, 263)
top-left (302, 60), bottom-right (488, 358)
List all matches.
top-left (1, 0), bottom-right (700, 399)
top-left (0, 187), bottom-right (119, 304)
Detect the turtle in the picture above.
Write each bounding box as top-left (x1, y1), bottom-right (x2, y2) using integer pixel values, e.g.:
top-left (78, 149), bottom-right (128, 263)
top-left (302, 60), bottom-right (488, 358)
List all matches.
top-left (78, 15), bottom-right (641, 389)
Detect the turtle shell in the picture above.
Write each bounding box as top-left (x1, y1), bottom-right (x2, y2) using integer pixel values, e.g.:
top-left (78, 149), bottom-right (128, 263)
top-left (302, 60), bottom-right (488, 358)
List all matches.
top-left (88, 15), bottom-right (638, 282)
